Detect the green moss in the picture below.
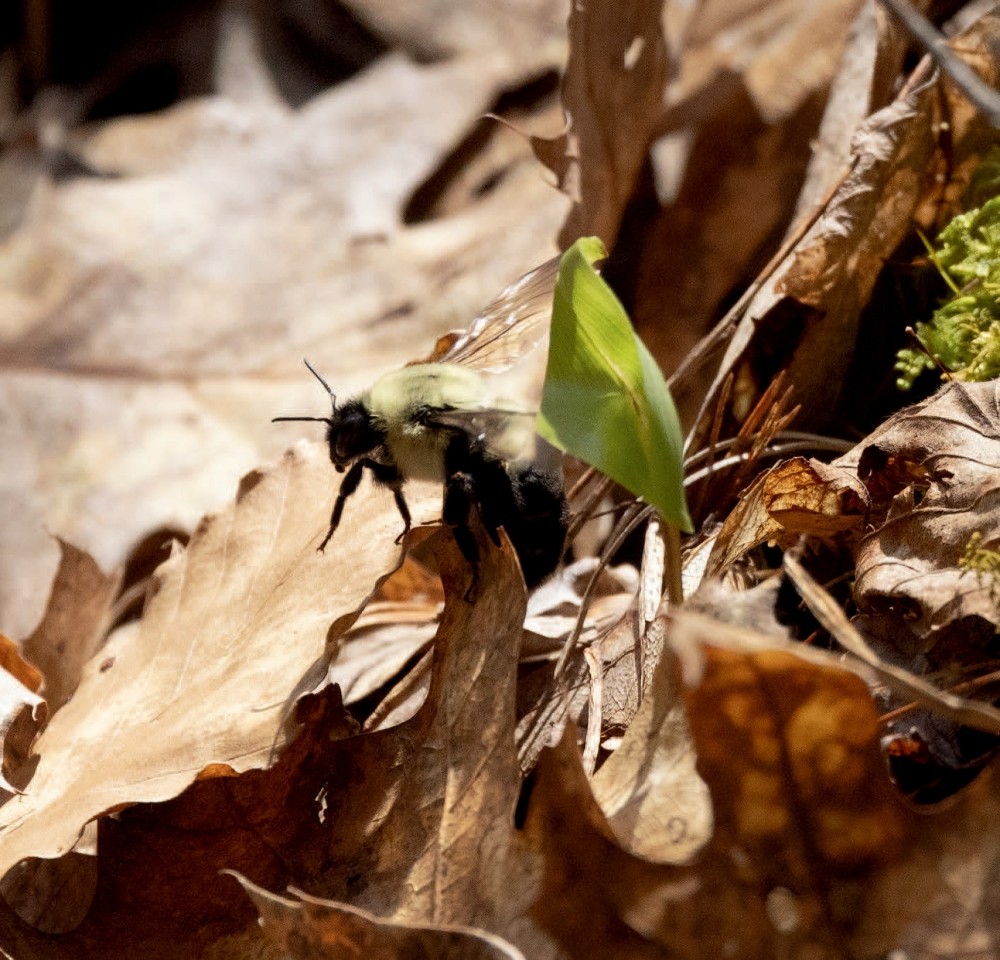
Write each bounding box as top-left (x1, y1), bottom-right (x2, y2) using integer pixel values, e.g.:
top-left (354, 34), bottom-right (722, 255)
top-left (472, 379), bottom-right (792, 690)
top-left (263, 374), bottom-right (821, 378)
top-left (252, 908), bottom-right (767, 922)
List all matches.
top-left (896, 155), bottom-right (1000, 390)
top-left (958, 532), bottom-right (1000, 607)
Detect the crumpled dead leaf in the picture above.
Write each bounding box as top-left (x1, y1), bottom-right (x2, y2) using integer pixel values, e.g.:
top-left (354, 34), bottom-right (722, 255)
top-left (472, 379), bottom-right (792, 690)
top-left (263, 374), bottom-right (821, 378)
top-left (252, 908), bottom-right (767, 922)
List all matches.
top-left (235, 874), bottom-right (527, 960)
top-left (2, 518), bottom-right (550, 954)
top-left (846, 379), bottom-right (1000, 636)
top-left (670, 613), bottom-right (1000, 959)
top-left (590, 617), bottom-right (712, 864)
top-left (1, 519), bottom-right (546, 958)
top-left (722, 380), bottom-right (999, 628)
top-left (0, 442), bottom-right (438, 879)
top-left (529, 0), bottom-right (867, 401)
top-left (539, 0), bottom-right (862, 250)
top-left (671, 611), bottom-right (907, 864)
top-left (664, 0), bottom-right (864, 124)
top-left (305, 527), bottom-right (532, 932)
top-left (700, 66), bottom-right (937, 430)
top-left (711, 379), bottom-right (1000, 637)
top-left (704, 378), bottom-right (1000, 805)
top-left (849, 762), bottom-right (1000, 959)
top-left (19, 540), bottom-right (120, 714)
top-left (789, 0), bottom-right (910, 223)
top-left (707, 456), bottom-right (870, 577)
top-left (329, 607), bottom-right (437, 713)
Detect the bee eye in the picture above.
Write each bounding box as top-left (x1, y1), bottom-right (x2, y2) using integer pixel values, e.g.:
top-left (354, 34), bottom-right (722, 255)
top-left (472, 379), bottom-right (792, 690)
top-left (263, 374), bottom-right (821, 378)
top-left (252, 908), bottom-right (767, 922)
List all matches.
top-left (334, 434), bottom-right (354, 462)
top-left (333, 420), bottom-right (364, 464)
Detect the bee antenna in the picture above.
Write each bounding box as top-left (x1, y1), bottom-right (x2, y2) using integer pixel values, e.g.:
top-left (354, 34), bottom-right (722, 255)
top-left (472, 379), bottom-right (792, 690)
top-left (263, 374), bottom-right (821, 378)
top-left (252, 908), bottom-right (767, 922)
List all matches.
top-left (271, 415), bottom-right (334, 424)
top-left (272, 359), bottom-right (340, 425)
top-left (302, 358), bottom-right (337, 413)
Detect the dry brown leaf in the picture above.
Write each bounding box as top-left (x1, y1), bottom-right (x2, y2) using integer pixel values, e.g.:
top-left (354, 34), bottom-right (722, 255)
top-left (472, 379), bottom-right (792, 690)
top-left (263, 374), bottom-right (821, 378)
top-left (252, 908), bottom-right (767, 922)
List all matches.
top-left (637, 88), bottom-right (830, 391)
top-left (235, 874), bottom-right (527, 960)
top-left (664, 0), bottom-right (863, 123)
top-left (913, 7), bottom-right (1000, 222)
top-left (707, 456), bottom-right (870, 576)
top-left (844, 380), bottom-right (1000, 636)
top-left (326, 556), bottom-right (443, 718)
top-left (520, 611), bottom-right (925, 958)
top-left (522, 728), bottom-right (682, 960)
top-left (330, 610), bottom-right (437, 712)
top-left (0, 635), bottom-right (44, 795)
top-left (702, 68), bottom-right (936, 429)
top-left (0, 441), bottom-right (438, 879)
top-left (585, 606), bottom-right (655, 733)
top-left (0, 840), bottom-right (98, 936)
top-left (0, 634), bottom-right (41, 695)
top-left (309, 529), bottom-right (531, 930)
top-left (589, 615), bottom-right (712, 864)
top-left (19, 540), bottom-right (120, 713)
top-left (0, 684), bottom-right (357, 957)
top-left (660, 613), bottom-right (910, 956)
top-left (672, 615), bottom-right (908, 867)
top-left (542, 0), bottom-right (862, 250)
top-left (515, 562), bottom-right (640, 773)
top-left (786, 555), bottom-right (1000, 733)
top-left (790, 0), bottom-right (911, 222)
top-left (849, 764), bottom-right (1000, 959)
top-left (232, 528), bottom-right (559, 957)
top-left (540, 0), bottom-right (668, 248)
top-left (532, 0), bottom-right (866, 400)
top-left (21, 523), bottom-right (544, 958)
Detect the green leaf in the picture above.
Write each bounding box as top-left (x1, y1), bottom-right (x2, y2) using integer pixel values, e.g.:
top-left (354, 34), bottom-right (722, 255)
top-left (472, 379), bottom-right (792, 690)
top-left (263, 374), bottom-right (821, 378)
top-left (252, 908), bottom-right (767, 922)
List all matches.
top-left (537, 237), bottom-right (693, 533)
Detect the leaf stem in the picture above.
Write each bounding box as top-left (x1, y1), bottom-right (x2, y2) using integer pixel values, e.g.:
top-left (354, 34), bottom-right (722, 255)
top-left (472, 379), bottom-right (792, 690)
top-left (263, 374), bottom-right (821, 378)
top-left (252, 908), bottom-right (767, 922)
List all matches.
top-left (664, 521), bottom-right (684, 607)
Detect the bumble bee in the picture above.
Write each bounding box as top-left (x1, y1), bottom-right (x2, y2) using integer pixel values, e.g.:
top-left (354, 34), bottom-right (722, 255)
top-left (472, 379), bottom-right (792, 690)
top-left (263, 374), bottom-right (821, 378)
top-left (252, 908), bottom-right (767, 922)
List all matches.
top-left (273, 358), bottom-right (568, 596)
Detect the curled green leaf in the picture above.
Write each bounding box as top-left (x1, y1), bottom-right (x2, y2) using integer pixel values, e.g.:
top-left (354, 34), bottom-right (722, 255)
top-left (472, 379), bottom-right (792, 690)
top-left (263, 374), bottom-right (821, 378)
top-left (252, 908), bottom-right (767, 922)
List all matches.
top-left (537, 237), bottom-right (692, 533)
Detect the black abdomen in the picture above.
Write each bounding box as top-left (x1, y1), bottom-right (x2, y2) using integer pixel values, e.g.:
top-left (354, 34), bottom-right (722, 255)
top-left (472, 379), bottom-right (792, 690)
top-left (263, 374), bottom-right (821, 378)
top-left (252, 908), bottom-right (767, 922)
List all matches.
top-left (446, 433), bottom-right (567, 589)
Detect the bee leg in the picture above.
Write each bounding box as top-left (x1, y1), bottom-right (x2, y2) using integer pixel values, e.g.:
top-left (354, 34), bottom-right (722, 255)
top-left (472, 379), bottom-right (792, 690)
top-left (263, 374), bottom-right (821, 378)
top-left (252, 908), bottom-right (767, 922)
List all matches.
top-left (444, 433), bottom-right (506, 547)
top-left (443, 469), bottom-right (481, 602)
top-left (320, 460), bottom-right (367, 551)
top-left (365, 460), bottom-right (411, 543)
top-left (467, 460), bottom-right (512, 548)
top-left (391, 490), bottom-right (411, 544)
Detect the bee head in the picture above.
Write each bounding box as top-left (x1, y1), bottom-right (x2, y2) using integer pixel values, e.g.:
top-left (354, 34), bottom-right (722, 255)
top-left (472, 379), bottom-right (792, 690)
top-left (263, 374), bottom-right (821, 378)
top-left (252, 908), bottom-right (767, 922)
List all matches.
top-left (328, 400), bottom-right (379, 470)
top-left (273, 360), bottom-right (379, 471)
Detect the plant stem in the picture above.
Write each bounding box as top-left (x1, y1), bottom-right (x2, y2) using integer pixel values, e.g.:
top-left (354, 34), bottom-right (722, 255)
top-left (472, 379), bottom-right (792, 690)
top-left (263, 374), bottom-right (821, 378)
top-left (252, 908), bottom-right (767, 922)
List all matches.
top-left (664, 521), bottom-right (684, 607)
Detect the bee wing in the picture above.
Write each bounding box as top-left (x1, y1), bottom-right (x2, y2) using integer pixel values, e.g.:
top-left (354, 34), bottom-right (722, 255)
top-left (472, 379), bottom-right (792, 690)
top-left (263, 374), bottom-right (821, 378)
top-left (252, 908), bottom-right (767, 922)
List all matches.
top-left (425, 407), bottom-right (544, 466)
top-left (430, 255), bottom-right (559, 373)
